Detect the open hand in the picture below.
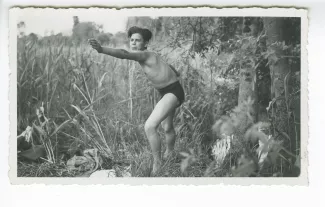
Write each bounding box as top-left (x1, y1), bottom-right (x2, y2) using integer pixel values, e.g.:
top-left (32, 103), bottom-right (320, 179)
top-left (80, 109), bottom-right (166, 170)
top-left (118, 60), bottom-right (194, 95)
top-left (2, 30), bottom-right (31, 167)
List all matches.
top-left (88, 38), bottom-right (103, 53)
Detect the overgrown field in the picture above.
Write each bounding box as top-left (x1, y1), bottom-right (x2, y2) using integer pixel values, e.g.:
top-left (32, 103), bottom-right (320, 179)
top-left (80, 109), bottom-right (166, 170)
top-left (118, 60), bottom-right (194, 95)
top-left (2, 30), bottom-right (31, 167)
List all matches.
top-left (17, 37), bottom-right (241, 177)
top-left (17, 27), bottom-right (301, 177)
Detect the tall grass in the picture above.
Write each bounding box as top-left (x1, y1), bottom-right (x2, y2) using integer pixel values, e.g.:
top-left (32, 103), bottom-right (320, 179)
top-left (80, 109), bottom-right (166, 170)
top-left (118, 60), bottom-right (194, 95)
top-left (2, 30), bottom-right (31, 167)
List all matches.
top-left (17, 37), bottom-right (239, 177)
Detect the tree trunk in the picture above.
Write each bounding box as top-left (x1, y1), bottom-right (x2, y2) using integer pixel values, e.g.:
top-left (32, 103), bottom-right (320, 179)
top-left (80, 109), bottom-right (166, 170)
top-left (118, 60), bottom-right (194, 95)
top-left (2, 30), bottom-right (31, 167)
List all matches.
top-left (238, 18), bottom-right (260, 124)
top-left (252, 18), bottom-right (271, 123)
top-left (263, 17), bottom-right (292, 149)
top-left (238, 17), bottom-right (266, 129)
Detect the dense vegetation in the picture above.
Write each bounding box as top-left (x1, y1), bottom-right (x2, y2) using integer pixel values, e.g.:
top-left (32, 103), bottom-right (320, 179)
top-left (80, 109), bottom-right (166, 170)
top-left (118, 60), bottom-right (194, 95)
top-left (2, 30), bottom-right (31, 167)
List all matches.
top-left (17, 16), bottom-right (301, 177)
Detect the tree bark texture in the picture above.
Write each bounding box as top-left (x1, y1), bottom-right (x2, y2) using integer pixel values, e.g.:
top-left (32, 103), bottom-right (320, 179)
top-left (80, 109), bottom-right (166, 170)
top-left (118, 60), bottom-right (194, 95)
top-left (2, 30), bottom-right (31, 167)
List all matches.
top-left (263, 17), bottom-right (294, 152)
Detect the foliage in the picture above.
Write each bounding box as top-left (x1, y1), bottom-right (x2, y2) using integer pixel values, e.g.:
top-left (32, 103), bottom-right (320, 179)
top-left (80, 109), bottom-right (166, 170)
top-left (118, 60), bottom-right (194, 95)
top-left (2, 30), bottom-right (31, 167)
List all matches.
top-left (17, 16), bottom-right (301, 177)
top-left (208, 99), bottom-right (299, 177)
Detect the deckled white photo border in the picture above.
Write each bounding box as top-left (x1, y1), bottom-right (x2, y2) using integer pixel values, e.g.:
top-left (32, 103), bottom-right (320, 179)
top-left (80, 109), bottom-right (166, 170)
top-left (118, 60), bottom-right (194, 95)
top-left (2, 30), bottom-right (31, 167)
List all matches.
top-left (8, 7), bottom-right (309, 185)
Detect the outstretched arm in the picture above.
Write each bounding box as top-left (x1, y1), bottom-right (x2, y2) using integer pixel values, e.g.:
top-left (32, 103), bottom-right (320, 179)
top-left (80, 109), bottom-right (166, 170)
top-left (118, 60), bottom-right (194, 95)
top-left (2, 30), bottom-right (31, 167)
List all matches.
top-left (88, 38), bottom-right (149, 62)
top-left (101, 47), bottom-right (150, 62)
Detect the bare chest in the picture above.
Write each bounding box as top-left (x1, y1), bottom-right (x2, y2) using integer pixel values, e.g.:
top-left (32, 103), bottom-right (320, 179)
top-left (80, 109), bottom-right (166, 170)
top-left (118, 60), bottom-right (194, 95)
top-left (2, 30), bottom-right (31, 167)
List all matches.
top-left (136, 54), bottom-right (178, 88)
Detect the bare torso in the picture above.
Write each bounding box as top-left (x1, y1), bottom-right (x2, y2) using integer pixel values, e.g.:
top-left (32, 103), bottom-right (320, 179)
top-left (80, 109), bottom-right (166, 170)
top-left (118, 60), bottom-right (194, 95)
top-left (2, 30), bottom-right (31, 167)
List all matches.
top-left (138, 52), bottom-right (178, 89)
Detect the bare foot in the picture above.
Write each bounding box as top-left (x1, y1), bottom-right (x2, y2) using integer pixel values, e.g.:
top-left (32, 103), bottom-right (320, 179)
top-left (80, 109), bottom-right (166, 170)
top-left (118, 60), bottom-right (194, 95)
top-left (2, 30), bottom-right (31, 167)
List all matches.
top-left (151, 159), bottom-right (162, 176)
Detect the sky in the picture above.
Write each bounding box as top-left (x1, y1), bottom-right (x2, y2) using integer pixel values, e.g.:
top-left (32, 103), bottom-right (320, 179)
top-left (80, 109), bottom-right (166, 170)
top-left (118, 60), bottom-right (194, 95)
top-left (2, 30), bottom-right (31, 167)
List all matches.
top-left (16, 9), bottom-right (129, 36)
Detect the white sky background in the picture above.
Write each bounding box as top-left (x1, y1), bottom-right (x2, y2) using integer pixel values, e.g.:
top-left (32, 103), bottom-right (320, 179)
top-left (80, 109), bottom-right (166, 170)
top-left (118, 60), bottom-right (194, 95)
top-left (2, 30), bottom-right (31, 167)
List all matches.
top-left (17, 9), bottom-right (129, 36)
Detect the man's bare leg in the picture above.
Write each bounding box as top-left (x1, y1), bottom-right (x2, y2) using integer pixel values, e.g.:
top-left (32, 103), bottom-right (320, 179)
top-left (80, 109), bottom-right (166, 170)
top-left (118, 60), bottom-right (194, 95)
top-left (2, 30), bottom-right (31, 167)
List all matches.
top-left (144, 93), bottom-right (179, 175)
top-left (161, 108), bottom-right (176, 160)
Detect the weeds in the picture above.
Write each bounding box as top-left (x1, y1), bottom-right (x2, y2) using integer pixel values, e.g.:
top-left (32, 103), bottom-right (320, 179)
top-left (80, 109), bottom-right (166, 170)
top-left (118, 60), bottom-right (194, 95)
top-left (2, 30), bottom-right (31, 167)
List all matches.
top-left (17, 31), bottom-right (299, 177)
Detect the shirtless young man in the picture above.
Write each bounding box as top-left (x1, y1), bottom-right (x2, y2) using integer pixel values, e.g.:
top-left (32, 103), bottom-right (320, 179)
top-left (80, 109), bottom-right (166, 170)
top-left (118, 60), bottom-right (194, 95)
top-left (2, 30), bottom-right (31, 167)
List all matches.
top-left (88, 26), bottom-right (185, 175)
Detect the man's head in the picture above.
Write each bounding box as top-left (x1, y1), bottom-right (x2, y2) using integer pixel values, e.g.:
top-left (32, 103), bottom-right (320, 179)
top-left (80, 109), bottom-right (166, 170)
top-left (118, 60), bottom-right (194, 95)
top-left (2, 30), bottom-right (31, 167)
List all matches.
top-left (127, 26), bottom-right (152, 51)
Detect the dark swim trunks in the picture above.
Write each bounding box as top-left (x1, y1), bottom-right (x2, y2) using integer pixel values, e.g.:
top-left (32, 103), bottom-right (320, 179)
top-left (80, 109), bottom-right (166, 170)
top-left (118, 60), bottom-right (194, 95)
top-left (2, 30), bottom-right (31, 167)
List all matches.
top-left (157, 81), bottom-right (185, 107)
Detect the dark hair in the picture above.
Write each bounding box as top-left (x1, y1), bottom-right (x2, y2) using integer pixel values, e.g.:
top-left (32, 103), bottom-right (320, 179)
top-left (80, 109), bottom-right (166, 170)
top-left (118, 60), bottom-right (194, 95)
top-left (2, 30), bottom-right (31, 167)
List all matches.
top-left (127, 26), bottom-right (152, 42)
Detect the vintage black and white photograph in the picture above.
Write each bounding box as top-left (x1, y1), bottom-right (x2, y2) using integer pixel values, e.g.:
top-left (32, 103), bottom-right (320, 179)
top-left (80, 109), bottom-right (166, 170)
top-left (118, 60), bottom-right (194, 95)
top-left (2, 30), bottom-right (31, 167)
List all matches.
top-left (9, 7), bottom-right (308, 183)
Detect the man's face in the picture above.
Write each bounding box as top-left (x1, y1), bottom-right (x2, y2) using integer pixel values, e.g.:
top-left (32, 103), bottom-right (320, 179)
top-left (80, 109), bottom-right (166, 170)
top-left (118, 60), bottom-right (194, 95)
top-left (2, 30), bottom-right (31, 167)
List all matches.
top-left (130, 33), bottom-right (148, 51)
